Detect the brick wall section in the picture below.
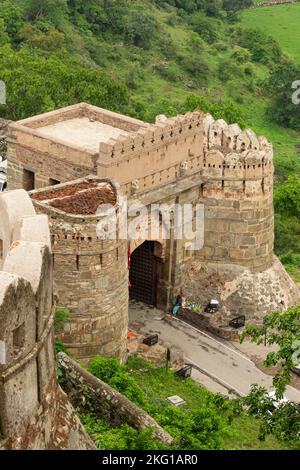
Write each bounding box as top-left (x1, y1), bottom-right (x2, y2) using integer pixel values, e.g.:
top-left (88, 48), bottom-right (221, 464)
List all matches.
top-left (58, 352), bottom-right (174, 446)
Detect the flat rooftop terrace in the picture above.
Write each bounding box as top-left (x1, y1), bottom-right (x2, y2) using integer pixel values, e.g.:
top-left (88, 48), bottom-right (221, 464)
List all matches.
top-left (10, 103), bottom-right (148, 155)
top-left (38, 117), bottom-right (130, 152)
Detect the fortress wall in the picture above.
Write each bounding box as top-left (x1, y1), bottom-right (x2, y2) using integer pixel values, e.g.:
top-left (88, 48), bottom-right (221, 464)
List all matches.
top-left (0, 189), bottom-right (93, 450)
top-left (197, 116), bottom-right (274, 273)
top-left (96, 112), bottom-right (273, 206)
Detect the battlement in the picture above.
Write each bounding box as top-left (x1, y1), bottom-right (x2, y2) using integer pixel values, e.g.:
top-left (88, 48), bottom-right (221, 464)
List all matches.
top-left (95, 110), bottom-right (273, 197)
top-left (98, 111), bottom-right (272, 161)
top-left (0, 189), bottom-right (54, 442)
top-left (7, 104), bottom-right (273, 199)
top-left (98, 111), bottom-right (204, 161)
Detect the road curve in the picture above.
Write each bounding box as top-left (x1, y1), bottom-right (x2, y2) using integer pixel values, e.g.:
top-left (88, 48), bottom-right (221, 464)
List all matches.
top-left (129, 302), bottom-right (300, 403)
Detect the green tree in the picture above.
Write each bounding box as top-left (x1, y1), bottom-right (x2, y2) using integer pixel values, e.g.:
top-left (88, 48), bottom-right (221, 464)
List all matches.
top-left (233, 27), bottom-right (282, 65)
top-left (183, 94), bottom-right (246, 128)
top-left (240, 384), bottom-right (300, 445)
top-left (189, 12), bottom-right (219, 43)
top-left (123, 5), bottom-right (159, 48)
top-left (0, 45), bottom-right (129, 120)
top-left (23, 0), bottom-right (69, 28)
top-left (0, 19), bottom-right (9, 46)
top-left (0, 0), bottom-right (24, 42)
top-left (242, 307), bottom-right (300, 397)
top-left (239, 307), bottom-right (300, 445)
top-left (265, 61), bottom-right (300, 131)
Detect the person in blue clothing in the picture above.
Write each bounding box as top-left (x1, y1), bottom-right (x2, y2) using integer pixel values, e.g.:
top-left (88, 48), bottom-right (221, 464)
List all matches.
top-left (170, 294), bottom-right (183, 315)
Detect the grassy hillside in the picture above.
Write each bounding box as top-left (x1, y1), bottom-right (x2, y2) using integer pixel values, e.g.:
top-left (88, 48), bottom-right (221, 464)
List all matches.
top-left (241, 4), bottom-right (300, 63)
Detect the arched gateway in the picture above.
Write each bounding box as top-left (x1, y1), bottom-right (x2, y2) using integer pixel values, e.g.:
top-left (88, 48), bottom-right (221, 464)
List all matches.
top-left (129, 241), bottom-right (163, 306)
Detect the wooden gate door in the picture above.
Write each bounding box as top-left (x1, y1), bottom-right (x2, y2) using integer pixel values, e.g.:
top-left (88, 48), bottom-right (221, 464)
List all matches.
top-left (129, 241), bottom-right (157, 305)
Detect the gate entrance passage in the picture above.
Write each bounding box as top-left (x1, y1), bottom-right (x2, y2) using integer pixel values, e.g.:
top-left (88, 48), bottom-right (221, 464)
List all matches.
top-left (129, 241), bottom-right (158, 305)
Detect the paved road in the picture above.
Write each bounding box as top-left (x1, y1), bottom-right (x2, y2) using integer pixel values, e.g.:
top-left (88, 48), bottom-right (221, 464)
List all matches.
top-left (129, 302), bottom-right (300, 402)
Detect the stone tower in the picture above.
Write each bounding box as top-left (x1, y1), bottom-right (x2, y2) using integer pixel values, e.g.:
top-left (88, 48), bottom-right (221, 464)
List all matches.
top-left (31, 177), bottom-right (128, 361)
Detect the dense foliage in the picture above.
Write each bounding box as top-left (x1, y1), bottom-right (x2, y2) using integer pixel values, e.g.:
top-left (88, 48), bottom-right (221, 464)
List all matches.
top-left (87, 356), bottom-right (227, 449)
top-left (265, 61), bottom-right (300, 131)
top-left (240, 307), bottom-right (300, 446)
top-left (274, 176), bottom-right (300, 281)
top-left (243, 306), bottom-right (300, 396)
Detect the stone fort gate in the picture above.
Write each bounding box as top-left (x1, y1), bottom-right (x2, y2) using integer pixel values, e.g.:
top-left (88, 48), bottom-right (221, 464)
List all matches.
top-left (5, 103), bottom-right (300, 360)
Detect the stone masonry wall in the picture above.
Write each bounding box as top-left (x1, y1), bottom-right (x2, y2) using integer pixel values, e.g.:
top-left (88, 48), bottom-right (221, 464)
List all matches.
top-left (6, 142), bottom-right (97, 191)
top-left (0, 189), bottom-right (94, 450)
top-left (6, 103), bottom-right (148, 191)
top-left (31, 177), bottom-right (128, 361)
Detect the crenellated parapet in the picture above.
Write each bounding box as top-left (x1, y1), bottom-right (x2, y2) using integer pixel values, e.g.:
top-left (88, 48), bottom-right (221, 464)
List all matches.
top-left (95, 110), bottom-right (273, 199)
top-left (201, 115), bottom-right (273, 198)
top-left (97, 111), bottom-right (206, 194)
top-left (98, 111), bottom-right (203, 163)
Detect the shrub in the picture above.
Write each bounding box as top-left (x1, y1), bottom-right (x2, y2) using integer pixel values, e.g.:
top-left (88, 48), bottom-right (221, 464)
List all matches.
top-left (232, 27), bottom-right (282, 65)
top-left (88, 356), bottom-right (123, 382)
top-left (243, 63), bottom-right (254, 76)
top-left (19, 24), bottom-right (65, 51)
top-left (189, 12), bottom-right (219, 44)
top-left (218, 58), bottom-right (241, 82)
top-left (54, 339), bottom-right (68, 355)
top-left (231, 46), bottom-right (251, 64)
top-left (274, 214), bottom-right (300, 258)
top-left (84, 416), bottom-right (165, 450)
top-left (274, 175), bottom-right (300, 218)
top-left (109, 373), bottom-right (146, 406)
top-left (181, 55), bottom-right (210, 79)
top-left (183, 94), bottom-right (246, 128)
top-left (54, 307), bottom-right (70, 334)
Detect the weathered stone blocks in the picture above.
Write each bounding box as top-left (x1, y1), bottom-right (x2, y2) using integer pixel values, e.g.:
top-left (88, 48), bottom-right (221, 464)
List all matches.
top-left (0, 189), bottom-right (93, 450)
top-left (31, 177), bottom-right (128, 361)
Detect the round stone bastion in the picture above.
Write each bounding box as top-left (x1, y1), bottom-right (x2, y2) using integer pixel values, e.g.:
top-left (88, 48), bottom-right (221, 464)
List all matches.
top-left (31, 176), bottom-right (128, 362)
